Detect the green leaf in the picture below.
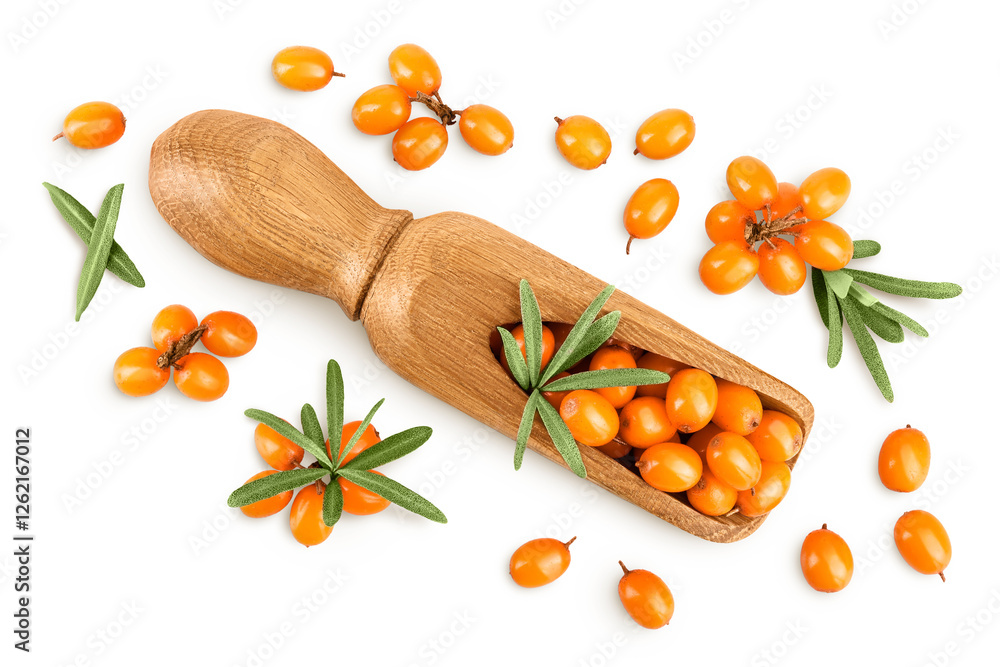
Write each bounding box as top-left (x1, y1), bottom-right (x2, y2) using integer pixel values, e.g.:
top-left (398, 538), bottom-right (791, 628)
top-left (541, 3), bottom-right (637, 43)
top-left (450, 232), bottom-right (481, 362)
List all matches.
top-left (341, 426), bottom-right (433, 471)
top-left (536, 395), bottom-right (587, 478)
top-left (870, 302), bottom-right (929, 337)
top-left (336, 399), bottom-right (384, 468)
top-left (326, 360), bottom-right (345, 454)
top-left (301, 403), bottom-right (324, 446)
top-left (498, 327), bottom-right (530, 390)
top-left (852, 240), bottom-right (881, 259)
top-left (75, 184), bottom-right (123, 321)
top-left (322, 479), bottom-right (344, 527)
top-left (540, 284), bottom-right (615, 384)
top-left (337, 469), bottom-right (447, 523)
top-left (844, 269), bottom-right (962, 300)
top-left (811, 267), bottom-right (831, 330)
top-left (542, 368), bottom-right (671, 392)
top-left (822, 274), bottom-right (844, 368)
top-left (842, 298), bottom-right (894, 402)
top-left (514, 391), bottom-right (540, 470)
top-left (848, 283), bottom-right (879, 307)
top-left (42, 182), bottom-right (145, 288)
top-left (853, 298), bottom-right (904, 343)
top-left (245, 408), bottom-right (332, 469)
top-left (228, 468), bottom-right (325, 507)
top-left (823, 269), bottom-right (854, 300)
top-left (548, 311), bottom-right (621, 378)
top-left (519, 280), bottom-right (544, 387)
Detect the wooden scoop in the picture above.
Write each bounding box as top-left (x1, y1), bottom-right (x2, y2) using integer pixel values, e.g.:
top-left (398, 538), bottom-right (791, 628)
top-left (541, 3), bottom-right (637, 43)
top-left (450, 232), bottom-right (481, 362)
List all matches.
top-left (148, 110), bottom-right (813, 542)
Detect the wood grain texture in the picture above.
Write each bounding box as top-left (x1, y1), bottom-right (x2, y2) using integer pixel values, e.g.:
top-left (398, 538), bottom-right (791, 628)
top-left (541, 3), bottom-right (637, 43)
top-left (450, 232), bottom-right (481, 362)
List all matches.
top-left (148, 110), bottom-right (814, 543)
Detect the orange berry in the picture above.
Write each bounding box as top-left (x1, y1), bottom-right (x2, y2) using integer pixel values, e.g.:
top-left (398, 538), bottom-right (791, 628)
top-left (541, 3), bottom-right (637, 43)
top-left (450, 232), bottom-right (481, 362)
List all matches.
top-left (151, 304), bottom-right (198, 353)
top-left (686, 423), bottom-right (724, 464)
top-left (665, 369), bottom-right (718, 433)
top-left (635, 353), bottom-right (689, 399)
top-left (392, 117), bottom-right (448, 171)
top-left (458, 104), bottom-right (514, 156)
top-left (289, 483), bottom-right (333, 547)
top-left (799, 167), bottom-right (851, 220)
top-left (200, 310), bottom-right (257, 357)
top-left (712, 378), bottom-right (762, 436)
top-left (634, 108), bottom-right (695, 160)
top-left (637, 442), bottom-right (703, 492)
top-left (699, 241), bottom-right (759, 295)
top-left (623, 178), bottom-right (679, 254)
top-left (53, 101), bottom-right (125, 149)
top-left (559, 390), bottom-right (620, 447)
top-left (338, 472), bottom-right (391, 515)
top-left (619, 397), bottom-right (677, 448)
top-left (801, 524), bottom-right (854, 592)
top-left (686, 470), bottom-right (738, 516)
top-left (794, 220), bottom-right (854, 271)
top-left (894, 510), bottom-right (951, 580)
top-left (271, 46), bottom-right (340, 92)
top-left (388, 43), bottom-right (442, 96)
top-left (502, 324), bottom-right (556, 374)
top-left (618, 562), bottom-right (674, 629)
top-left (705, 200), bottom-right (754, 245)
top-left (706, 431), bottom-right (761, 491)
top-left (736, 460), bottom-right (791, 517)
top-left (330, 421), bottom-right (381, 464)
top-left (746, 411), bottom-right (802, 462)
top-left (509, 537), bottom-right (575, 588)
top-left (597, 440), bottom-right (632, 458)
top-left (726, 156), bottom-right (778, 210)
top-left (542, 371), bottom-right (572, 410)
top-left (352, 84), bottom-right (412, 136)
top-left (588, 346), bottom-right (638, 409)
top-left (878, 426), bottom-right (931, 493)
top-left (769, 182), bottom-right (805, 220)
top-left (254, 423), bottom-right (304, 471)
top-left (173, 352), bottom-right (229, 401)
top-left (113, 347), bottom-right (169, 397)
top-left (240, 471), bottom-right (293, 518)
top-left (757, 238), bottom-right (807, 295)
top-left (554, 115), bottom-right (611, 170)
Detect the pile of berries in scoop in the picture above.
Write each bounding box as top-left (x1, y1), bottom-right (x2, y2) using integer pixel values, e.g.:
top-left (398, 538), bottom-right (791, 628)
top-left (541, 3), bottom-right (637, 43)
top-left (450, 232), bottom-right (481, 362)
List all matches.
top-left (113, 305), bottom-right (257, 401)
top-left (492, 325), bottom-right (800, 518)
top-left (700, 156), bottom-right (854, 295)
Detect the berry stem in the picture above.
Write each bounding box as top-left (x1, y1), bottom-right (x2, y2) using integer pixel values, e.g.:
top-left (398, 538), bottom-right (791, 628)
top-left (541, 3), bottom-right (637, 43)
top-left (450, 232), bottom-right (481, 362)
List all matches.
top-left (52, 132), bottom-right (65, 142)
top-left (332, 70), bottom-right (346, 78)
top-left (626, 236), bottom-right (636, 255)
top-left (412, 91), bottom-right (456, 125)
top-left (157, 324), bottom-right (208, 369)
top-left (564, 536), bottom-right (577, 548)
top-left (618, 560), bottom-right (630, 575)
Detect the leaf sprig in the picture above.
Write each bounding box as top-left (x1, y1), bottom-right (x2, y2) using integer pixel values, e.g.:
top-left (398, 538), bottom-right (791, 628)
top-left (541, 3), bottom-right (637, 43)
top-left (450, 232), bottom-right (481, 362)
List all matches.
top-left (811, 240), bottom-right (962, 402)
top-left (501, 281), bottom-right (671, 478)
top-left (227, 359), bottom-right (447, 528)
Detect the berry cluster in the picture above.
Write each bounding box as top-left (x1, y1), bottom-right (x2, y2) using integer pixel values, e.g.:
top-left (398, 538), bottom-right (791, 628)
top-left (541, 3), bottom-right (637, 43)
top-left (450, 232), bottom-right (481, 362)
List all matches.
top-left (700, 157), bottom-right (854, 295)
top-left (113, 305), bottom-right (257, 401)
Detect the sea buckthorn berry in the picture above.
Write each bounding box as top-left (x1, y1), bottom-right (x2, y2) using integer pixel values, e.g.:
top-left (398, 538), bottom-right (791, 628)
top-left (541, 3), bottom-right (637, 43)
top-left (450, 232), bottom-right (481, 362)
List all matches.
top-left (770, 182), bottom-right (805, 220)
top-left (554, 115), bottom-right (611, 170)
top-left (699, 241), bottom-right (759, 295)
top-left (330, 421), bottom-right (381, 464)
top-left (502, 324), bottom-right (556, 374)
top-left (794, 220), bottom-right (854, 271)
top-left (589, 346), bottom-right (638, 409)
top-left (338, 472), bottom-right (391, 515)
top-left (634, 108), bottom-right (695, 160)
top-left (388, 43), bottom-right (442, 96)
top-left (352, 84), bottom-right (412, 136)
top-left (799, 167), bottom-right (851, 220)
top-left (254, 423), bottom-right (304, 471)
top-left (637, 442), bottom-right (703, 492)
top-left (894, 510), bottom-right (951, 580)
top-left (458, 104), bottom-right (514, 156)
top-left (559, 390), bottom-right (620, 447)
top-left (543, 372), bottom-right (572, 410)
top-left (736, 461), bottom-right (791, 517)
top-left (665, 369), bottom-right (718, 433)
top-left (113, 347), bottom-right (169, 397)
top-left (289, 483), bottom-right (334, 547)
top-left (618, 562), bottom-right (674, 629)
top-left (726, 156), bottom-right (778, 210)
top-left (746, 411), bottom-right (802, 462)
top-left (173, 352), bottom-right (229, 401)
top-left (240, 471), bottom-right (293, 518)
top-left (623, 178), bottom-right (679, 254)
top-left (686, 470), bottom-right (738, 516)
top-left (151, 304), bottom-right (198, 353)
top-left (271, 46), bottom-right (341, 92)
top-left (635, 353), bottom-right (689, 399)
top-left (801, 524), bottom-right (854, 592)
top-left (878, 425), bottom-right (930, 493)
top-left (392, 117), bottom-right (448, 171)
top-left (757, 239), bottom-right (807, 295)
top-left (200, 310), bottom-right (257, 357)
top-left (619, 397), bottom-right (677, 448)
top-left (711, 378), bottom-right (762, 436)
top-left (597, 440), bottom-right (632, 459)
top-left (706, 431), bottom-right (761, 491)
top-left (510, 537), bottom-right (575, 588)
top-left (686, 423), bottom-right (724, 464)
top-left (54, 101), bottom-right (126, 149)
top-left (705, 200), bottom-right (754, 245)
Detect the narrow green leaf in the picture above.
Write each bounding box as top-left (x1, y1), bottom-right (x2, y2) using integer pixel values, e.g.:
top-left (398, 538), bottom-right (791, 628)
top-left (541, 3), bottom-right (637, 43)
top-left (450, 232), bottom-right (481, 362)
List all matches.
top-left (540, 284), bottom-right (616, 384)
top-left (542, 368), bottom-right (671, 392)
top-left (326, 360), bottom-right (345, 454)
top-left (852, 240), bottom-right (882, 259)
top-left (548, 311), bottom-right (621, 378)
top-left (842, 298), bottom-right (894, 402)
top-left (301, 403), bottom-right (324, 446)
top-left (811, 267), bottom-right (831, 330)
top-left (337, 469), bottom-right (447, 523)
top-left (514, 391), bottom-right (540, 470)
top-left (498, 327), bottom-right (530, 390)
top-left (823, 269), bottom-right (854, 300)
top-left (322, 479), bottom-right (344, 527)
top-left (821, 275), bottom-right (844, 368)
top-left (245, 408), bottom-right (332, 468)
top-left (871, 302), bottom-right (929, 337)
top-left (853, 297), bottom-right (904, 343)
top-left (843, 269), bottom-right (963, 300)
top-left (536, 395), bottom-right (587, 478)
top-left (336, 399), bottom-right (384, 468)
top-left (341, 426), bottom-right (433, 471)
top-left (42, 182), bottom-right (145, 288)
top-left (848, 283), bottom-right (879, 307)
top-left (519, 280), bottom-right (544, 387)
top-left (228, 468), bottom-right (325, 507)
top-left (75, 184), bottom-right (123, 320)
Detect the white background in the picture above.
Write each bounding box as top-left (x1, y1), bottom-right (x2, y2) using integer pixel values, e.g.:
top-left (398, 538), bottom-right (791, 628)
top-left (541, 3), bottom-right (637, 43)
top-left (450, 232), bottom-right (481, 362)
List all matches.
top-left (3, 0), bottom-right (1000, 665)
